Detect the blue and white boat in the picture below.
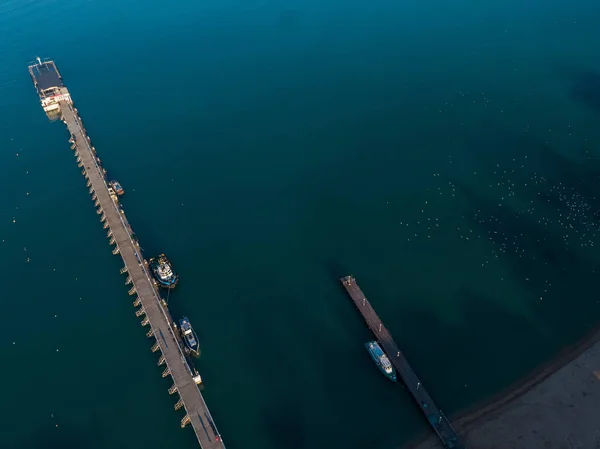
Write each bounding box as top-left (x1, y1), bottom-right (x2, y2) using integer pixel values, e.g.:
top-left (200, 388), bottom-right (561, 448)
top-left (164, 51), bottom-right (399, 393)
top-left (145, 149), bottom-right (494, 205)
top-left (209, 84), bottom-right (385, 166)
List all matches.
top-left (179, 316), bottom-right (200, 356)
top-left (365, 341), bottom-right (397, 382)
top-left (149, 254), bottom-right (179, 289)
top-left (109, 180), bottom-right (124, 195)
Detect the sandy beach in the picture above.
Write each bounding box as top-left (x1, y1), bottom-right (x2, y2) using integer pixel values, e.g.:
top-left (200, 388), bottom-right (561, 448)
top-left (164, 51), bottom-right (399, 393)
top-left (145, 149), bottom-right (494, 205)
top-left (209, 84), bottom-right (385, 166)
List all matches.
top-left (410, 327), bottom-right (600, 449)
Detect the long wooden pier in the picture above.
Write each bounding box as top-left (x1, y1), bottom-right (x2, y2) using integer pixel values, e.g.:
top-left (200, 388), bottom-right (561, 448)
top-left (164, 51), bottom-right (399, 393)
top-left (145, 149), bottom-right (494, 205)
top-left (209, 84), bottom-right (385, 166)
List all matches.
top-left (29, 59), bottom-right (225, 449)
top-left (341, 276), bottom-right (464, 449)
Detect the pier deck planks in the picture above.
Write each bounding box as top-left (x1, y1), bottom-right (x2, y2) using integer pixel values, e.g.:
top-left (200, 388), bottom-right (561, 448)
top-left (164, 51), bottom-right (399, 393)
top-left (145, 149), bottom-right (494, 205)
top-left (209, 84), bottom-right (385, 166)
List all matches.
top-left (60, 103), bottom-right (225, 449)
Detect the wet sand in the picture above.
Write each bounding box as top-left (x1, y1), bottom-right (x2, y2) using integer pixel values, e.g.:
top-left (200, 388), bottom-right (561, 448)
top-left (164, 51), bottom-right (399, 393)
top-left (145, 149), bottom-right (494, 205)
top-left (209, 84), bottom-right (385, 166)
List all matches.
top-left (410, 327), bottom-right (600, 449)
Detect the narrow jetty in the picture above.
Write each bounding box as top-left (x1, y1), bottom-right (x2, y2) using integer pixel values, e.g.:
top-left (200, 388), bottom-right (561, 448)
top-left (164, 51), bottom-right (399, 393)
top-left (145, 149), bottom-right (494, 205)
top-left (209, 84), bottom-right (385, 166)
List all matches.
top-left (341, 275), bottom-right (464, 449)
top-left (28, 58), bottom-right (225, 449)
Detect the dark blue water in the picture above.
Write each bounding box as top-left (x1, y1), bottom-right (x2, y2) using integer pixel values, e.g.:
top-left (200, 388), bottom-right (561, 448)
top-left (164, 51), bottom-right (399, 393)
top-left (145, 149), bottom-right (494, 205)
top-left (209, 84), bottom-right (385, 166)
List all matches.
top-left (2, 1), bottom-right (600, 448)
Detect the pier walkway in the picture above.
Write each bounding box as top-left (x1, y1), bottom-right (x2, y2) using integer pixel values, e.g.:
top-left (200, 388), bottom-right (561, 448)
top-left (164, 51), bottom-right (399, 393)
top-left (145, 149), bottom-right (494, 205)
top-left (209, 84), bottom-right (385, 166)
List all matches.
top-left (60, 103), bottom-right (225, 449)
top-left (341, 276), bottom-right (464, 449)
top-left (28, 57), bottom-right (225, 449)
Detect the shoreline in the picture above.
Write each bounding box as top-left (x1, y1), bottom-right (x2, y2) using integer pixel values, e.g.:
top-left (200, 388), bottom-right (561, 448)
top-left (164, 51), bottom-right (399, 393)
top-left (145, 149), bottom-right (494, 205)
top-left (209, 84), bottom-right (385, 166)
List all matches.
top-left (407, 322), bottom-right (600, 449)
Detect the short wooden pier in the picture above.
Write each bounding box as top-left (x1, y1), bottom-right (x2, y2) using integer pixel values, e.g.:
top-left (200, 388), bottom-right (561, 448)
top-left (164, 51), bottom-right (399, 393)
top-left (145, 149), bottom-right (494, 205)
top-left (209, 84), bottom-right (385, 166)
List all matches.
top-left (29, 58), bottom-right (225, 449)
top-left (341, 275), bottom-right (464, 449)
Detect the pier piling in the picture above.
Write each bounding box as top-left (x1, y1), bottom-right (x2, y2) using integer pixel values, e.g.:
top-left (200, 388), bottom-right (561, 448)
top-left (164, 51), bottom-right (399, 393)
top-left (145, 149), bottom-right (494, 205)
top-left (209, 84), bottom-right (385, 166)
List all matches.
top-left (181, 414), bottom-right (191, 428)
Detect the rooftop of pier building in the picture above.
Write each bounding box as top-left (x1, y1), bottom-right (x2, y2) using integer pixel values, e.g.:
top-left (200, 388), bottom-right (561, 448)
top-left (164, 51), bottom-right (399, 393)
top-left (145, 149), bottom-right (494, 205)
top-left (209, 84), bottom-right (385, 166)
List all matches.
top-left (30, 61), bottom-right (63, 92)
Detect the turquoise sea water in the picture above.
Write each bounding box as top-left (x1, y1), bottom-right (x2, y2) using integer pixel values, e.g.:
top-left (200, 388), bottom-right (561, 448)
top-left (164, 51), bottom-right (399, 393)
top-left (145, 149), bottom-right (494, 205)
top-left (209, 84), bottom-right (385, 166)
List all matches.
top-left (2, 0), bottom-right (600, 448)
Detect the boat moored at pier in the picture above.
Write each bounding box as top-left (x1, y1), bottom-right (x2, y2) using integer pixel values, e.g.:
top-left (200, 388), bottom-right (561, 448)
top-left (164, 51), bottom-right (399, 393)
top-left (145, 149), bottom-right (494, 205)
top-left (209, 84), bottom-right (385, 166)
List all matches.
top-left (365, 340), bottom-right (397, 382)
top-left (179, 316), bottom-right (200, 356)
top-left (110, 180), bottom-right (124, 195)
top-left (149, 254), bottom-right (179, 288)
top-left (343, 276), bottom-right (465, 449)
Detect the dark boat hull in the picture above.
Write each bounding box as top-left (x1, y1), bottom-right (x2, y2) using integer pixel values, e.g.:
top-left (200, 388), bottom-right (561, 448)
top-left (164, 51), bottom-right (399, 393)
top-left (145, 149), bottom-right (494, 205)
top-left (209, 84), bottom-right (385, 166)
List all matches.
top-left (365, 341), bottom-right (397, 382)
top-left (149, 255), bottom-right (179, 289)
top-left (179, 318), bottom-right (200, 356)
top-left (155, 276), bottom-right (179, 289)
